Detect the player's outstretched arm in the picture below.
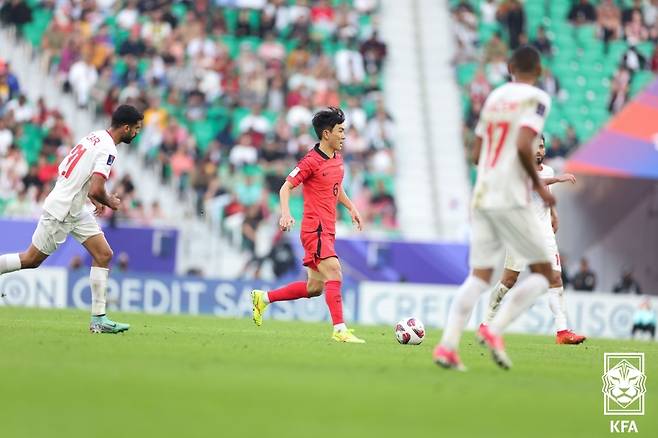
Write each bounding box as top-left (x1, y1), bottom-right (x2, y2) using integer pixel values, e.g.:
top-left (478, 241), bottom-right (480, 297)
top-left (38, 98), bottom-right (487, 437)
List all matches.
top-left (543, 173), bottom-right (577, 186)
top-left (517, 127), bottom-right (555, 207)
top-left (278, 180), bottom-right (295, 231)
top-left (338, 186), bottom-right (362, 231)
top-left (89, 174), bottom-right (121, 210)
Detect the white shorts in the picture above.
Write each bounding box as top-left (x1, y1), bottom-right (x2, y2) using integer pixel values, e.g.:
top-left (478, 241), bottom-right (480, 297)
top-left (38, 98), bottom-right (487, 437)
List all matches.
top-left (469, 207), bottom-right (552, 269)
top-left (504, 231), bottom-right (562, 273)
top-left (32, 211), bottom-right (103, 255)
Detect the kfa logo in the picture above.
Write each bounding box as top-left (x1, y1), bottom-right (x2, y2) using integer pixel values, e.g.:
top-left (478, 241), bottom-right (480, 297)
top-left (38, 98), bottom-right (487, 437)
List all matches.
top-left (603, 353), bottom-right (646, 434)
top-left (602, 353), bottom-right (646, 415)
top-left (610, 421), bottom-right (638, 433)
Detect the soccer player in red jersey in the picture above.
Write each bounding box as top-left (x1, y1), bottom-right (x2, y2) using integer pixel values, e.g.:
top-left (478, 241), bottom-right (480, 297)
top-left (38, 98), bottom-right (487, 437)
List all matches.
top-left (251, 107), bottom-right (366, 343)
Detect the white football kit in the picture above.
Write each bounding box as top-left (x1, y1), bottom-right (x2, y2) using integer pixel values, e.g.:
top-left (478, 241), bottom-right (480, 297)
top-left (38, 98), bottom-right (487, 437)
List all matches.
top-left (504, 164), bottom-right (561, 272)
top-left (469, 82), bottom-right (552, 269)
top-left (32, 130), bottom-right (117, 255)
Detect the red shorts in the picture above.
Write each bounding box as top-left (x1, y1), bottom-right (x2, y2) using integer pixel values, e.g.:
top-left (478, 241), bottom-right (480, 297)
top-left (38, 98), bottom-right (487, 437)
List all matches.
top-left (300, 227), bottom-right (337, 271)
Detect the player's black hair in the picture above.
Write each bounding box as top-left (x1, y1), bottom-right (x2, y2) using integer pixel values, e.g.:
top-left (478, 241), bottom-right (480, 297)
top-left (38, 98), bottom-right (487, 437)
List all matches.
top-left (111, 104), bottom-right (143, 128)
top-left (509, 45), bottom-right (541, 75)
top-left (540, 134), bottom-right (545, 144)
top-left (312, 107), bottom-right (345, 139)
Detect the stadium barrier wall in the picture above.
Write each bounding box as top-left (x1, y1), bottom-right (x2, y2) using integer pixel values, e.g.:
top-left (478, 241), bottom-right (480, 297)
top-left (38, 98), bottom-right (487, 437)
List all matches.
top-left (1, 268), bottom-right (654, 340)
top-left (0, 219), bottom-right (178, 273)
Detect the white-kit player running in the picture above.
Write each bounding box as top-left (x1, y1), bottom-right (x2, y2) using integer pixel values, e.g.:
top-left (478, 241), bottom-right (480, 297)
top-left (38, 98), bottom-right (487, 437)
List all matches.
top-left (480, 135), bottom-right (586, 345)
top-left (433, 46), bottom-right (555, 370)
top-left (0, 104), bottom-right (143, 333)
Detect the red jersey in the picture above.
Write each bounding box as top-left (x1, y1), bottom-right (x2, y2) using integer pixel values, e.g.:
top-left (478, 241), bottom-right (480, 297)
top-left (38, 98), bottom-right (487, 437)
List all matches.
top-left (287, 144), bottom-right (344, 234)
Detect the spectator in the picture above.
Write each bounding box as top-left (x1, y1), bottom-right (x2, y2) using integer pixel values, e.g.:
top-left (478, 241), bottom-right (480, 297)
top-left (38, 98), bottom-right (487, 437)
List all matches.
top-left (568, 0), bottom-right (597, 25)
top-left (117, 0), bottom-right (139, 30)
top-left (119, 28), bottom-right (147, 57)
top-left (498, 0), bottom-right (526, 49)
top-left (531, 26), bottom-right (553, 57)
top-left (68, 53), bottom-right (98, 108)
top-left (5, 94), bottom-right (34, 123)
top-left (453, 3), bottom-right (478, 53)
top-left (613, 270), bottom-right (642, 294)
top-left (360, 31), bottom-right (388, 75)
top-left (608, 67), bottom-right (631, 113)
top-left (539, 68), bottom-right (561, 99)
top-left (563, 125), bottom-right (580, 152)
top-left (480, 0), bottom-right (498, 25)
top-left (344, 96), bottom-right (367, 132)
top-left (4, 188), bottom-right (34, 217)
top-left (22, 165), bottom-right (44, 193)
top-left (484, 32), bottom-right (509, 63)
top-left (624, 10), bottom-right (649, 45)
top-left (622, 0), bottom-right (644, 25)
top-left (597, 0), bottom-right (622, 47)
top-left (469, 69), bottom-right (492, 107)
top-left (652, 45), bottom-right (658, 73)
top-left (335, 40), bottom-right (366, 85)
top-left (239, 104), bottom-right (272, 136)
top-left (241, 203), bottom-right (265, 256)
top-left (0, 117), bottom-right (13, 156)
top-left (572, 258), bottom-right (597, 291)
top-left (631, 299), bottom-right (656, 340)
top-left (0, 0), bottom-right (32, 27)
top-left (230, 134), bottom-right (259, 168)
top-left (645, 0), bottom-right (658, 28)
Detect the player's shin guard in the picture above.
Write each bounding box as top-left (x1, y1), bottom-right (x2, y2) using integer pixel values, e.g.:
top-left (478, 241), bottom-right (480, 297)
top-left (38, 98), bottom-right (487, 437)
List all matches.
top-left (324, 280), bottom-right (344, 327)
top-left (90, 267), bottom-right (109, 316)
top-left (440, 275), bottom-right (489, 350)
top-left (489, 274), bottom-right (549, 335)
top-left (0, 253), bottom-right (21, 275)
top-left (267, 281), bottom-right (309, 303)
top-left (484, 282), bottom-right (510, 324)
top-left (548, 287), bottom-right (568, 332)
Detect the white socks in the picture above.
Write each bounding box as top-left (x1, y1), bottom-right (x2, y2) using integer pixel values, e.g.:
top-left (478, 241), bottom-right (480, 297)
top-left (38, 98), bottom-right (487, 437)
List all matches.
top-left (262, 291), bottom-right (270, 304)
top-left (90, 267), bottom-right (109, 316)
top-left (484, 282), bottom-right (510, 324)
top-left (0, 253), bottom-right (21, 274)
top-left (489, 273), bottom-right (549, 335)
top-left (333, 323), bottom-right (347, 332)
top-left (548, 286), bottom-right (568, 332)
top-left (440, 275), bottom-right (489, 350)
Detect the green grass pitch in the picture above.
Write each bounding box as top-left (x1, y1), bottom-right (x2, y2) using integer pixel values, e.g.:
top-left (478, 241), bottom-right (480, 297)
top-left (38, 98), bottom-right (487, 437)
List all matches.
top-left (1, 307), bottom-right (657, 438)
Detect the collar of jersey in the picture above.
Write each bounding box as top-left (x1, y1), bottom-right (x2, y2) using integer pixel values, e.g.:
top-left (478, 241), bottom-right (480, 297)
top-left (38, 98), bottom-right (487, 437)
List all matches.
top-left (314, 143), bottom-right (333, 160)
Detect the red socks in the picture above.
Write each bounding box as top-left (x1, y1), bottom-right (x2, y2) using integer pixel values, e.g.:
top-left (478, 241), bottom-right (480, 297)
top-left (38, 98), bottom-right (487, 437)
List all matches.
top-left (267, 281), bottom-right (309, 303)
top-left (267, 279), bottom-right (344, 326)
top-left (324, 280), bottom-right (344, 325)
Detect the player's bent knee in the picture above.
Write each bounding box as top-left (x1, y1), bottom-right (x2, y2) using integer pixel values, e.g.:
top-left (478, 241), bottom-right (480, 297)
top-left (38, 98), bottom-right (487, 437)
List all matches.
top-left (307, 281), bottom-right (324, 297)
top-left (95, 248), bottom-right (114, 266)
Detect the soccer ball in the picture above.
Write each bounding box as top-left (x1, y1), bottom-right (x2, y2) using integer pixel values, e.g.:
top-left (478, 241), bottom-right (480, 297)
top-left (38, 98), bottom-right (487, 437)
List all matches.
top-left (394, 317), bottom-right (425, 345)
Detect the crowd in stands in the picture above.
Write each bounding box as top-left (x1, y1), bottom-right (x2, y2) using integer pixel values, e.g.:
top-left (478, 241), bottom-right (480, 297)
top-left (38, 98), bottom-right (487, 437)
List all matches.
top-left (0, 0), bottom-right (398, 257)
top-left (0, 59), bottom-right (161, 224)
top-left (451, 0), bottom-right (658, 179)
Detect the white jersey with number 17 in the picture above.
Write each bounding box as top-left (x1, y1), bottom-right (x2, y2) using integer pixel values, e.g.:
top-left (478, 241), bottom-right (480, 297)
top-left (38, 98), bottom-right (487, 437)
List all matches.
top-left (42, 130), bottom-right (117, 221)
top-left (472, 82), bottom-right (551, 210)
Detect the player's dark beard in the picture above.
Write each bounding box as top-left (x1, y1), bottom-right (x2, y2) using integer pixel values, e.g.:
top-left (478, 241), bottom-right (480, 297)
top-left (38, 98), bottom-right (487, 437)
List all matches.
top-left (122, 132), bottom-right (136, 144)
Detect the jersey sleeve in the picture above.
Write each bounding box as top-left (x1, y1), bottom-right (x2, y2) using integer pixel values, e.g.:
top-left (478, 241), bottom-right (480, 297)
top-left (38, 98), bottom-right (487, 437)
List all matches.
top-left (286, 157), bottom-right (314, 187)
top-left (518, 92), bottom-right (551, 135)
top-left (92, 147), bottom-right (116, 180)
